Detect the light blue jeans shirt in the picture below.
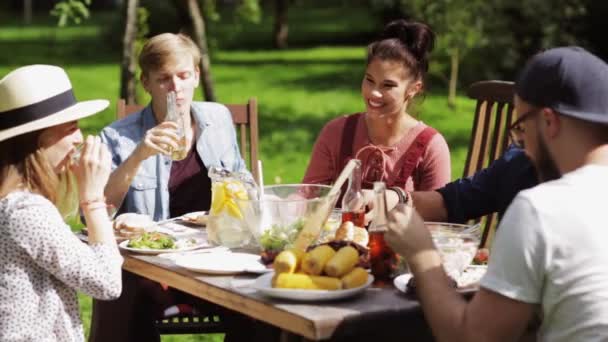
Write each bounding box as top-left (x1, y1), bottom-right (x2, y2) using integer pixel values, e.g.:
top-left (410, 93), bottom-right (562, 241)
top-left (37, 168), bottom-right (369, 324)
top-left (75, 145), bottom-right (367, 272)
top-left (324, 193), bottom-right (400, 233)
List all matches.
top-left (100, 101), bottom-right (250, 221)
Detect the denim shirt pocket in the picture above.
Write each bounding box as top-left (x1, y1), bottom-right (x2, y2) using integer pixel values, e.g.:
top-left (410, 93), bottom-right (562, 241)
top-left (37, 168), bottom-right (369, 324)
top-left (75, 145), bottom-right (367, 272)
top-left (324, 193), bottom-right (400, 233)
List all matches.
top-left (128, 174), bottom-right (158, 215)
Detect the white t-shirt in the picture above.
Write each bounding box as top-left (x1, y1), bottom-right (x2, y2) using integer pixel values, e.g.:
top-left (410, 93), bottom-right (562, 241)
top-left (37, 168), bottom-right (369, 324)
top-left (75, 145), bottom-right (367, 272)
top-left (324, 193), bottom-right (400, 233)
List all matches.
top-left (480, 165), bottom-right (608, 341)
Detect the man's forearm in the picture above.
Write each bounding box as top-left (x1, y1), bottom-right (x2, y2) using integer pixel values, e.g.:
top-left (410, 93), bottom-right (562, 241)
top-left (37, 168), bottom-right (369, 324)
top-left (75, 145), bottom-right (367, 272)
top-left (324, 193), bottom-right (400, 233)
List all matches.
top-left (411, 191), bottom-right (449, 222)
top-left (104, 152), bottom-right (145, 210)
top-left (407, 249), bottom-right (470, 342)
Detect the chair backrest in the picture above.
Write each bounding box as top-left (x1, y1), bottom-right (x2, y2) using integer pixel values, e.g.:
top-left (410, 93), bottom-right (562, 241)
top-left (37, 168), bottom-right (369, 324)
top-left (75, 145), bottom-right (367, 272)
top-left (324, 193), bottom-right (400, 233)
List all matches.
top-left (116, 98), bottom-right (260, 181)
top-left (463, 80), bottom-right (515, 249)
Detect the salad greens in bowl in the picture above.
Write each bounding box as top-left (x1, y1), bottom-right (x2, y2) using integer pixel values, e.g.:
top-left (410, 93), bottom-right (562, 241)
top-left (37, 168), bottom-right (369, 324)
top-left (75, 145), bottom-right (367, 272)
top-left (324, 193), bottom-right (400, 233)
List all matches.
top-left (235, 184), bottom-right (339, 262)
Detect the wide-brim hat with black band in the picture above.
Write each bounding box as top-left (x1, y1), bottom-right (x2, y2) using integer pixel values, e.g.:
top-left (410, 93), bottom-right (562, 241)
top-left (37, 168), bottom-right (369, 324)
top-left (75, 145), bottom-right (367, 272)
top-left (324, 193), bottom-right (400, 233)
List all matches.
top-left (515, 46), bottom-right (608, 125)
top-left (0, 64), bottom-right (109, 142)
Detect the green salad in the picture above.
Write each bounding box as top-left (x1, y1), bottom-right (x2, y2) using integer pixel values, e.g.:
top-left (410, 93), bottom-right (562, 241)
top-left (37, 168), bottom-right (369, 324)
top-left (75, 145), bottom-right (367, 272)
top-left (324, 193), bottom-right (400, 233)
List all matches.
top-left (259, 219), bottom-right (305, 252)
top-left (128, 232), bottom-right (176, 250)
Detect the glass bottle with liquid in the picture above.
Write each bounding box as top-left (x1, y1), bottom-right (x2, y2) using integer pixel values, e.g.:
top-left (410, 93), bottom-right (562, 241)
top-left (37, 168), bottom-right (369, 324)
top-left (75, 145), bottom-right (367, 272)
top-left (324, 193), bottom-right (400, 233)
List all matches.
top-left (368, 181), bottom-right (401, 283)
top-left (341, 159), bottom-right (366, 228)
top-left (165, 91), bottom-right (188, 161)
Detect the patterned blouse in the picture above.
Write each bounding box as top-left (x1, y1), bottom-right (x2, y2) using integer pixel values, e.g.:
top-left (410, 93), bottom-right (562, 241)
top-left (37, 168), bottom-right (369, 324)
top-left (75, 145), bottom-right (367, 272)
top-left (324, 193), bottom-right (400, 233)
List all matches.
top-left (0, 191), bottom-right (123, 341)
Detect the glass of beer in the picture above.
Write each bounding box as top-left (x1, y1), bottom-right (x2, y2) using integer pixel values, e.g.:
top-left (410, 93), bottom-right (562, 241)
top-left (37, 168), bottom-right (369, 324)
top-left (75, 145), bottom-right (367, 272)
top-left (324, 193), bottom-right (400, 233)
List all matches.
top-left (165, 91), bottom-right (187, 161)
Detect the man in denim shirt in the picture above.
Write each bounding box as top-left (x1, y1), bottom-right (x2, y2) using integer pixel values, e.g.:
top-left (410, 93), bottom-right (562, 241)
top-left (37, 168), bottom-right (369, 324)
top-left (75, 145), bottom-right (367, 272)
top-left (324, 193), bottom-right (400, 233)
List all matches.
top-left (93, 33), bottom-right (253, 342)
top-left (101, 34), bottom-right (249, 221)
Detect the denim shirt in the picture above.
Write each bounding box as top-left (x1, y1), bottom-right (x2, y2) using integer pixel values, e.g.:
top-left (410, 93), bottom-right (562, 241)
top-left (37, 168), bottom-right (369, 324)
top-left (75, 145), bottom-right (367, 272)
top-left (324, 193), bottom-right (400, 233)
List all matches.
top-left (436, 146), bottom-right (538, 223)
top-left (100, 101), bottom-right (250, 221)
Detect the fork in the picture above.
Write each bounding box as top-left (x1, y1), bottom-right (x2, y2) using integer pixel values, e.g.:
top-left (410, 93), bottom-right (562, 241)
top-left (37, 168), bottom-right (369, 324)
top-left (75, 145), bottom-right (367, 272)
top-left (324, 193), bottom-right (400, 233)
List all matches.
top-left (157, 246), bottom-right (229, 259)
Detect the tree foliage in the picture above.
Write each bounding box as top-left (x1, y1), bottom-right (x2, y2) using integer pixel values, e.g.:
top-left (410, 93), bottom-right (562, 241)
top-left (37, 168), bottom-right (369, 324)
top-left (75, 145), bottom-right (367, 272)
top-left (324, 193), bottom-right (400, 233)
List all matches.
top-left (51, 0), bottom-right (91, 27)
top-left (236, 0), bottom-right (262, 24)
top-left (370, 0), bottom-right (489, 107)
top-left (369, 0), bottom-right (595, 101)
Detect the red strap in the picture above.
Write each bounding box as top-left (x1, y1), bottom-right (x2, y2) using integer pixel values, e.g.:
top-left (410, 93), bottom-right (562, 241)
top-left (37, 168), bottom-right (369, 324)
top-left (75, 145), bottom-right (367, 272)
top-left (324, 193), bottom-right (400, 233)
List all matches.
top-left (395, 126), bottom-right (437, 188)
top-left (337, 113), bottom-right (363, 206)
top-left (338, 113), bottom-right (362, 172)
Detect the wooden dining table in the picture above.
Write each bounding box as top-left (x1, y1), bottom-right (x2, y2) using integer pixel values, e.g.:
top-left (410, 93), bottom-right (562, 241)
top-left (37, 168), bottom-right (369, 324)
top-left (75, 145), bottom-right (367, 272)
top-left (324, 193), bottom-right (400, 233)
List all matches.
top-left (118, 248), bottom-right (437, 341)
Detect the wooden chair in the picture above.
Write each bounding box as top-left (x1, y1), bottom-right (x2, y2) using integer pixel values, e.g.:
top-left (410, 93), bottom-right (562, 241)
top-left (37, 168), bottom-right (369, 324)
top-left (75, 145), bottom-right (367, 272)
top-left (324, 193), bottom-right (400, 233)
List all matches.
top-left (111, 97), bottom-right (259, 336)
top-left (116, 98), bottom-right (260, 181)
top-left (463, 80), bottom-right (516, 249)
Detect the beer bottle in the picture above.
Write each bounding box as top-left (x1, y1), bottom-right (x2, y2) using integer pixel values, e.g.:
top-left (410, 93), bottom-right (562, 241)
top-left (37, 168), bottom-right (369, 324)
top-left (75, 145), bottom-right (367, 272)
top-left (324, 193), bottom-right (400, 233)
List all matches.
top-left (368, 182), bottom-right (401, 282)
top-left (341, 159), bottom-right (366, 228)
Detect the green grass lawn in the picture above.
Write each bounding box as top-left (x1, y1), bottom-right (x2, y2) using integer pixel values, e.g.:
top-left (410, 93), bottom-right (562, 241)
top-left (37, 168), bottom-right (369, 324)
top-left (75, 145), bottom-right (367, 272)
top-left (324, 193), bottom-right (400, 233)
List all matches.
top-left (1, 4), bottom-right (476, 341)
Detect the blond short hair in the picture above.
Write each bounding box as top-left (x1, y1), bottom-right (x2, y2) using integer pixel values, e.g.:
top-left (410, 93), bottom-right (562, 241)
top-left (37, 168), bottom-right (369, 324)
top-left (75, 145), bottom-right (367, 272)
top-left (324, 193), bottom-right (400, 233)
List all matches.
top-left (139, 33), bottom-right (201, 76)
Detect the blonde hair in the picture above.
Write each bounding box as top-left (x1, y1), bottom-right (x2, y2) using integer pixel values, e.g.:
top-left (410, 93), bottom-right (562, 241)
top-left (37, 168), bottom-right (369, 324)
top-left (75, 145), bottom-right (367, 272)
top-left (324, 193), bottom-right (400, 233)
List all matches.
top-left (0, 130), bottom-right (59, 204)
top-left (139, 33), bottom-right (201, 76)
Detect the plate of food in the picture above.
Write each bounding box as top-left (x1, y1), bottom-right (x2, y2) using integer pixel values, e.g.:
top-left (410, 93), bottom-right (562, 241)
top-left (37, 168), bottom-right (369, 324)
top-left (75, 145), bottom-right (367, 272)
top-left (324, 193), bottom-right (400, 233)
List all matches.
top-left (112, 213), bottom-right (158, 241)
top-left (175, 252), bottom-right (270, 275)
top-left (181, 211), bottom-right (209, 226)
top-left (119, 231), bottom-right (210, 255)
top-left (393, 264), bottom-right (488, 294)
top-left (254, 271), bottom-right (374, 301)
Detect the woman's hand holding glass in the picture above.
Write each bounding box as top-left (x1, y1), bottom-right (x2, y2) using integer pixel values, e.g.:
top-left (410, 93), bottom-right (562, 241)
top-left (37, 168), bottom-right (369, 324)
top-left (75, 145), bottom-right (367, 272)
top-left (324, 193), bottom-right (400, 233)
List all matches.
top-left (71, 135), bottom-right (112, 206)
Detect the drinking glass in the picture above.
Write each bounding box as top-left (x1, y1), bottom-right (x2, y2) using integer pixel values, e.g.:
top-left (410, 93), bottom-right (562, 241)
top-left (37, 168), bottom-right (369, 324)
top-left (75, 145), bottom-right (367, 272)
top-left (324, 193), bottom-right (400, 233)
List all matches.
top-left (165, 91), bottom-right (187, 161)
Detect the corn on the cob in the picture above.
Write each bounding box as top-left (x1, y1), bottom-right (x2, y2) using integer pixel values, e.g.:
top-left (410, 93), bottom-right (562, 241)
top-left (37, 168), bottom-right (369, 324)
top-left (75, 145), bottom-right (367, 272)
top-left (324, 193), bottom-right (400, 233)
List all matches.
top-left (302, 245), bottom-right (336, 275)
top-left (273, 249), bottom-right (304, 274)
top-left (274, 273), bottom-right (342, 290)
top-left (324, 246), bottom-right (359, 277)
top-left (341, 267), bottom-right (369, 289)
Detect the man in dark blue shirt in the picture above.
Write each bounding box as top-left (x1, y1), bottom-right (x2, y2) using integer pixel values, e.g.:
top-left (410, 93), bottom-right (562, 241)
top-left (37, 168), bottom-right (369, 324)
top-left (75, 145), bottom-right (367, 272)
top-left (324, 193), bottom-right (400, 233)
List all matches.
top-left (411, 146), bottom-right (538, 223)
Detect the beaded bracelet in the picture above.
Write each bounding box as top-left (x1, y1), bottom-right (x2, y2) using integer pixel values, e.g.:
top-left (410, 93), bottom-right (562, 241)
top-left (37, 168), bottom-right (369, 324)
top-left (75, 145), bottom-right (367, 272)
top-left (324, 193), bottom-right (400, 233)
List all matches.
top-left (82, 201), bottom-right (109, 211)
top-left (80, 197), bottom-right (106, 207)
top-left (389, 186), bottom-right (406, 204)
top-left (389, 186), bottom-right (411, 206)
top-left (80, 197), bottom-right (109, 212)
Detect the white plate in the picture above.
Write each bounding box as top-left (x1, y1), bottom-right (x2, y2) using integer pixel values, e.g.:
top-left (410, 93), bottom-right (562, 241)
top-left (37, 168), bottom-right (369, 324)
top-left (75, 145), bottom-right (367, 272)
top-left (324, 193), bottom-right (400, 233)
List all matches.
top-left (393, 265), bottom-right (488, 294)
top-left (393, 273), bottom-right (413, 293)
top-left (119, 238), bottom-right (210, 255)
top-left (254, 272), bottom-right (374, 301)
top-left (175, 252), bottom-right (270, 275)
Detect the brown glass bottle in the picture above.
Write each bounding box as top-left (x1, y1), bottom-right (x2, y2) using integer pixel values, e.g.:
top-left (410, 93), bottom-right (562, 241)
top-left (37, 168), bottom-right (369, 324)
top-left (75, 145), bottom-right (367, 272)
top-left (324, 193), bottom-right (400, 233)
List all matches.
top-left (368, 182), bottom-right (401, 283)
top-left (341, 159), bottom-right (366, 228)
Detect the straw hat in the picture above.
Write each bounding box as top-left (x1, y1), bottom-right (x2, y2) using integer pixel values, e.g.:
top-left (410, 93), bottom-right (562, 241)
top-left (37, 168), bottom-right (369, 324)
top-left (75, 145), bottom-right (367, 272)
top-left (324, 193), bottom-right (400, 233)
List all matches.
top-left (0, 65), bottom-right (109, 142)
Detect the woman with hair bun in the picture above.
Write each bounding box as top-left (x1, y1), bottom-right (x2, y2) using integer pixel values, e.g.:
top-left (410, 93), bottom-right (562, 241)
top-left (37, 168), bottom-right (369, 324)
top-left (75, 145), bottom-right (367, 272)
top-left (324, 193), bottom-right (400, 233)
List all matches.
top-left (303, 19), bottom-right (451, 208)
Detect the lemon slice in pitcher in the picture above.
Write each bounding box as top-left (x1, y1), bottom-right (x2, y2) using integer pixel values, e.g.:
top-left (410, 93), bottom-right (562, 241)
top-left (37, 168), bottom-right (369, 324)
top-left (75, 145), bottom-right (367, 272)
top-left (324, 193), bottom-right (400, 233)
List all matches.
top-left (210, 180), bottom-right (248, 219)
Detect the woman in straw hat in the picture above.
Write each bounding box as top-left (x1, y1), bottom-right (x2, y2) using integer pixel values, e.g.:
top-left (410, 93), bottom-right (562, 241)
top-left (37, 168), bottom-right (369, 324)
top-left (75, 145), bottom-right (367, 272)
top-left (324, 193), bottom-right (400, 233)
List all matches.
top-left (0, 65), bottom-right (122, 341)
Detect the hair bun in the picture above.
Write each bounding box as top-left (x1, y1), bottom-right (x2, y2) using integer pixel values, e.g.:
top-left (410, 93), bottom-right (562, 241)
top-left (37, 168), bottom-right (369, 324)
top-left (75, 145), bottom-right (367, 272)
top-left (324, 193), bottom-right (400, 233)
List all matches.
top-left (380, 20), bottom-right (435, 62)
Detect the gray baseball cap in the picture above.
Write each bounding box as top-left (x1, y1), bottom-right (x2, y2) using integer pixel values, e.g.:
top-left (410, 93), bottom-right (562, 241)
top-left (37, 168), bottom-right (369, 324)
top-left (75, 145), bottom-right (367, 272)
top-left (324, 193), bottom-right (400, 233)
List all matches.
top-left (515, 46), bottom-right (608, 124)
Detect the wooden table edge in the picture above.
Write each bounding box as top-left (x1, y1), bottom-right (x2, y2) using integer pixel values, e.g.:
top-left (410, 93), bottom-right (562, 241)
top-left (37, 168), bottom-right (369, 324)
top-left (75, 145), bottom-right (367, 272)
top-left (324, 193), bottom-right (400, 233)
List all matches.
top-left (122, 255), bottom-right (330, 340)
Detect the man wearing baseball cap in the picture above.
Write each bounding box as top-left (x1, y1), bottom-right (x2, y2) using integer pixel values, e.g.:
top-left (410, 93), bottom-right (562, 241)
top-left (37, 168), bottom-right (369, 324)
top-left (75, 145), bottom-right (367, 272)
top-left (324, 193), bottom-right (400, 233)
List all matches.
top-left (386, 46), bottom-right (608, 341)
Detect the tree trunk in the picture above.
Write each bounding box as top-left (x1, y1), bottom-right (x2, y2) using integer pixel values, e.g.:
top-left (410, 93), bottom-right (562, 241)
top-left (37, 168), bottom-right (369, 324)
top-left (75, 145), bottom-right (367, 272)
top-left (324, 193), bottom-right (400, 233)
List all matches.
top-left (120, 0), bottom-right (139, 105)
top-left (448, 47), bottom-right (459, 109)
top-left (24, 0), bottom-right (32, 24)
top-left (273, 0), bottom-right (289, 49)
top-left (186, 0), bottom-right (216, 101)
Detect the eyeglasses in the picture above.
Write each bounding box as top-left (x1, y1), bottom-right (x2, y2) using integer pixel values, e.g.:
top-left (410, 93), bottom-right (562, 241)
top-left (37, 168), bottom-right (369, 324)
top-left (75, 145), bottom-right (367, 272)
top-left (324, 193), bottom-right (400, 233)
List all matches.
top-left (508, 108), bottom-right (540, 148)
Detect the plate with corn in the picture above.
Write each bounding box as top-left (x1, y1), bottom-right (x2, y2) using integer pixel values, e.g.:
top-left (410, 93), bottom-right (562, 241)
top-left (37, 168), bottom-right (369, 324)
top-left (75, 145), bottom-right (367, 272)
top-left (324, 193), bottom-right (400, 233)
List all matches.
top-left (254, 271), bottom-right (373, 301)
top-left (254, 244), bottom-right (373, 301)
